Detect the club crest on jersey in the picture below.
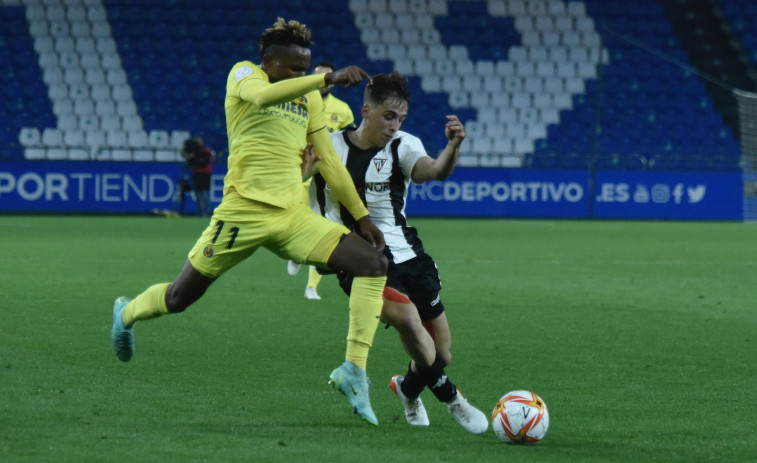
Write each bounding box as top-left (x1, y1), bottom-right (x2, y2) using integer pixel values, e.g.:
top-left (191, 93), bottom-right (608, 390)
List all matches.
top-left (234, 66), bottom-right (253, 82)
top-left (373, 158), bottom-right (387, 172)
top-left (296, 96), bottom-right (308, 104)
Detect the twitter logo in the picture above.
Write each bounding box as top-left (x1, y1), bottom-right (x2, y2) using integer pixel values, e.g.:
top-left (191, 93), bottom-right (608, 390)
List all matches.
top-left (687, 185), bottom-right (706, 203)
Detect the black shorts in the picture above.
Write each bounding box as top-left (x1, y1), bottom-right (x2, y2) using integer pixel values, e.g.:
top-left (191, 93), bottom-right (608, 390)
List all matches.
top-left (337, 252), bottom-right (445, 321)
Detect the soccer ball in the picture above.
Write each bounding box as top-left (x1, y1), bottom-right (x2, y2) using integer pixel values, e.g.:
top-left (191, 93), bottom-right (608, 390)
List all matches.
top-left (491, 390), bottom-right (549, 444)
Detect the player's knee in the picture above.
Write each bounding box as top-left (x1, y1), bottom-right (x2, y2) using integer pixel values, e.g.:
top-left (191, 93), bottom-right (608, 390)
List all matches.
top-left (164, 287), bottom-right (194, 313)
top-left (438, 350), bottom-right (452, 367)
top-left (361, 251), bottom-right (387, 276)
top-left (384, 302), bottom-right (422, 332)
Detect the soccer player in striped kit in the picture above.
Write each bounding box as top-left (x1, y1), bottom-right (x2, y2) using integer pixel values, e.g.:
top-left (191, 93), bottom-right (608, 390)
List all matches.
top-left (309, 72), bottom-right (488, 434)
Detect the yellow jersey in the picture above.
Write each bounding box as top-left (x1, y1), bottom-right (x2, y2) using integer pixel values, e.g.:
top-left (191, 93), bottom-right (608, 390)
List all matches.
top-left (224, 61), bottom-right (368, 220)
top-left (322, 93), bottom-right (355, 133)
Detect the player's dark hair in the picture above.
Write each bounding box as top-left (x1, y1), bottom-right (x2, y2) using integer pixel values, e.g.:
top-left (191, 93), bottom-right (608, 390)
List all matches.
top-left (258, 18), bottom-right (312, 59)
top-left (364, 72), bottom-right (411, 107)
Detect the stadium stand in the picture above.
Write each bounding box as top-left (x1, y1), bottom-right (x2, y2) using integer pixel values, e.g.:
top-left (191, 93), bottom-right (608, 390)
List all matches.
top-left (0, 0), bottom-right (749, 172)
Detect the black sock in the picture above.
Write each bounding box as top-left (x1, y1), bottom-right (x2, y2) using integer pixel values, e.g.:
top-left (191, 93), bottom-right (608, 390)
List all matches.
top-left (417, 353), bottom-right (457, 403)
top-left (400, 363), bottom-right (425, 400)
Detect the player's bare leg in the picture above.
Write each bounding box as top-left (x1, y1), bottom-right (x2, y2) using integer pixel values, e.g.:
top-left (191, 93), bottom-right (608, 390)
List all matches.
top-left (381, 296), bottom-right (434, 426)
top-left (383, 290), bottom-right (487, 433)
top-left (427, 312), bottom-right (452, 366)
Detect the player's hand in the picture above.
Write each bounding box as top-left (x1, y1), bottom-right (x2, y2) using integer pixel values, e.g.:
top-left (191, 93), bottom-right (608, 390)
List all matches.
top-left (445, 115), bottom-right (466, 146)
top-left (300, 143), bottom-right (321, 180)
top-left (324, 65), bottom-right (372, 88)
top-left (356, 216), bottom-right (386, 252)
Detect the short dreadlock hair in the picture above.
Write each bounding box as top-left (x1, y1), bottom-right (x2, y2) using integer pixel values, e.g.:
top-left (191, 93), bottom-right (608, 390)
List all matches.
top-left (258, 17), bottom-right (313, 59)
top-left (364, 72), bottom-right (411, 107)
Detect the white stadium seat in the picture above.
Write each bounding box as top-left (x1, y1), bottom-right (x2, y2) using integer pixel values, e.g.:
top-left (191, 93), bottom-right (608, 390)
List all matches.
top-left (47, 148), bottom-right (68, 160)
top-left (122, 115), bottom-right (143, 132)
top-left (79, 115), bottom-right (99, 130)
top-left (448, 91), bottom-right (469, 108)
top-left (149, 130), bottom-right (171, 148)
top-left (375, 12), bottom-right (394, 28)
top-left (53, 100), bottom-right (73, 116)
top-left (85, 130), bottom-right (106, 148)
top-left (525, 77), bottom-right (544, 93)
top-left (133, 150), bottom-right (154, 162)
top-left (25, 148), bottom-right (47, 160)
top-left (420, 75), bottom-right (441, 93)
top-left (68, 148), bottom-right (90, 161)
top-left (64, 129), bottom-right (85, 146)
top-left (73, 99), bottom-right (94, 116)
top-left (127, 131), bottom-right (149, 148)
top-left (455, 60), bottom-right (474, 75)
top-left (106, 131), bottom-right (128, 147)
top-left (19, 127), bottom-right (42, 147)
top-left (42, 128), bottom-right (64, 147)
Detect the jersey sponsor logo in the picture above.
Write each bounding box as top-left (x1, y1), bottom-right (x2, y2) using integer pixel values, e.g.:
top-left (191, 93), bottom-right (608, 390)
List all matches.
top-left (365, 182), bottom-right (391, 193)
top-left (261, 101), bottom-right (309, 128)
top-left (234, 66), bottom-right (253, 82)
top-left (275, 101), bottom-right (309, 118)
top-left (372, 158), bottom-right (387, 172)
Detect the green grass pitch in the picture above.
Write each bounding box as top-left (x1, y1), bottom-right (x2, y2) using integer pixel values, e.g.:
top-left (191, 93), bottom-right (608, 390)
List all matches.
top-left (1, 215), bottom-right (755, 462)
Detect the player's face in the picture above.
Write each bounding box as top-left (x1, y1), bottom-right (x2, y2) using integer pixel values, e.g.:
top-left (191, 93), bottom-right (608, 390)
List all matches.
top-left (263, 45), bottom-right (311, 83)
top-left (362, 96), bottom-right (408, 148)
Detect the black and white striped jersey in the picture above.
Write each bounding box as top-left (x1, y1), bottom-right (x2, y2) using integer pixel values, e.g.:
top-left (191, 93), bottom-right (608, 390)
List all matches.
top-left (311, 128), bottom-right (428, 264)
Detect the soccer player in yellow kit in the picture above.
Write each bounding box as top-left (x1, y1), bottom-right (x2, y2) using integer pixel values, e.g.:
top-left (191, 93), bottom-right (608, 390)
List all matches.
top-left (287, 61), bottom-right (356, 300)
top-left (110, 18), bottom-right (387, 425)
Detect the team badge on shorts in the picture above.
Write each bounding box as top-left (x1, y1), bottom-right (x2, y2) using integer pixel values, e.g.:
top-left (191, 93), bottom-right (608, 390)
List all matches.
top-left (203, 245), bottom-right (214, 258)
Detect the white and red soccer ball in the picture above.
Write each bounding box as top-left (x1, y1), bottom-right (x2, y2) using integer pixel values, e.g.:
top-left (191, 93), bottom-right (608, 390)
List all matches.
top-left (491, 390), bottom-right (549, 444)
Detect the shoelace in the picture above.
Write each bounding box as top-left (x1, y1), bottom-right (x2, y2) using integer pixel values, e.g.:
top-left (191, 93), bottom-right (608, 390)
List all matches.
top-left (449, 402), bottom-right (474, 423)
top-left (407, 400), bottom-right (423, 416)
top-left (115, 331), bottom-right (131, 348)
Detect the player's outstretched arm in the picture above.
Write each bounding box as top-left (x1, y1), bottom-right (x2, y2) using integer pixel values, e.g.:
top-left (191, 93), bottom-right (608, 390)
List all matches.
top-left (324, 65), bottom-right (372, 88)
top-left (239, 73), bottom-right (325, 108)
top-left (411, 115), bottom-right (466, 183)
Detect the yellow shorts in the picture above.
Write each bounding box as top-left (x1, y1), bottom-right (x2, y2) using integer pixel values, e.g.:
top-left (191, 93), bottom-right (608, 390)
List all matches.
top-left (188, 190), bottom-right (349, 278)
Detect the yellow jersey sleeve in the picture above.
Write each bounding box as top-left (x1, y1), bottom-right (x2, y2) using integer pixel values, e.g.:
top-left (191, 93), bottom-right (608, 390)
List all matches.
top-left (223, 61), bottom-right (327, 208)
top-left (307, 124), bottom-right (369, 221)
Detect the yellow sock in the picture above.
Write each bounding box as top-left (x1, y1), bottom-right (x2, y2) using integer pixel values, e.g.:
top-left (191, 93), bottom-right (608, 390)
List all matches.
top-left (306, 266), bottom-right (322, 289)
top-left (345, 276), bottom-right (386, 370)
top-left (122, 283), bottom-right (170, 327)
